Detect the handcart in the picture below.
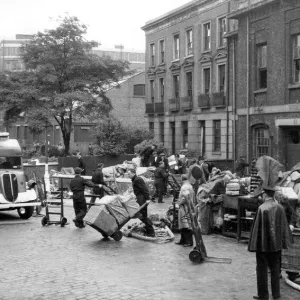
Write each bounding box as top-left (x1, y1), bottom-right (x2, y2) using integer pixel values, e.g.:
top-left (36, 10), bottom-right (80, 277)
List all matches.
top-left (85, 200), bottom-right (150, 241)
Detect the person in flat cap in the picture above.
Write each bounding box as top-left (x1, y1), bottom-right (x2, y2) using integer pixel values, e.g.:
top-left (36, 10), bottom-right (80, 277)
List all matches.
top-left (249, 182), bottom-right (293, 300)
top-left (70, 167), bottom-right (102, 228)
top-left (88, 163), bottom-right (107, 211)
top-left (153, 160), bottom-right (169, 203)
top-left (127, 168), bottom-right (155, 237)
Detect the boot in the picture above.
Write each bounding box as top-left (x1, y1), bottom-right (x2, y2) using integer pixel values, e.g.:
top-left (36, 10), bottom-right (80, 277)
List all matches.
top-left (183, 230), bottom-right (193, 247)
top-left (175, 230), bottom-right (185, 245)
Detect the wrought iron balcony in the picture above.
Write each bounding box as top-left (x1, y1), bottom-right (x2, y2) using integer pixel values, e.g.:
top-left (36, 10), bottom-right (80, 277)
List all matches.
top-left (169, 98), bottom-right (180, 112)
top-left (155, 102), bottom-right (164, 114)
top-left (181, 96), bottom-right (193, 110)
top-left (212, 92), bottom-right (226, 107)
top-left (145, 103), bottom-right (154, 114)
top-left (198, 94), bottom-right (211, 108)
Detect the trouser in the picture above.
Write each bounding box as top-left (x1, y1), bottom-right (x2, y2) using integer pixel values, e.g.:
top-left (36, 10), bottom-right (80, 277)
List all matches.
top-left (179, 228), bottom-right (193, 245)
top-left (73, 200), bottom-right (87, 226)
top-left (139, 206), bottom-right (155, 235)
top-left (154, 179), bottom-right (164, 203)
top-left (256, 251), bottom-right (281, 298)
top-left (192, 181), bottom-right (199, 196)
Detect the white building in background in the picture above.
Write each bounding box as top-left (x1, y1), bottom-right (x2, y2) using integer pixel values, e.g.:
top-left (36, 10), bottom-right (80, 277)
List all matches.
top-left (0, 34), bottom-right (34, 71)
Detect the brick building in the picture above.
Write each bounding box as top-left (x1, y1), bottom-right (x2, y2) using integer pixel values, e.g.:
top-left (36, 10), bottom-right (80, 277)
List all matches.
top-left (107, 71), bottom-right (147, 128)
top-left (142, 0), bottom-right (234, 166)
top-left (227, 0), bottom-right (300, 169)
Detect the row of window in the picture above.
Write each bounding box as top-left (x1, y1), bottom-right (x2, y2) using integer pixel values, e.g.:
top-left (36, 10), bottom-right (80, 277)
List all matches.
top-left (148, 64), bottom-right (226, 102)
top-left (0, 46), bottom-right (20, 57)
top-left (149, 16), bottom-right (227, 66)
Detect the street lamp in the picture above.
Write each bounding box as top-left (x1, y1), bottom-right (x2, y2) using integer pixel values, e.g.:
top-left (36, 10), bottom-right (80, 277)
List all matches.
top-left (44, 122), bottom-right (52, 194)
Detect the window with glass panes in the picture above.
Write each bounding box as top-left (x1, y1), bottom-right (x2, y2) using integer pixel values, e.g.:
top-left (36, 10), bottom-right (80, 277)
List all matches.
top-left (150, 80), bottom-right (155, 102)
top-left (203, 22), bottom-right (211, 51)
top-left (182, 121), bottom-right (188, 149)
top-left (257, 44), bottom-right (267, 89)
top-left (150, 43), bottom-right (155, 66)
top-left (149, 122), bottom-right (154, 133)
top-left (218, 65), bottom-right (226, 92)
top-left (133, 84), bottom-right (145, 96)
top-left (186, 72), bottom-right (193, 99)
top-left (173, 75), bottom-right (180, 99)
top-left (186, 29), bottom-right (193, 55)
top-left (213, 120), bottom-right (221, 151)
top-left (159, 78), bottom-right (164, 102)
top-left (256, 128), bottom-right (270, 157)
top-left (203, 68), bottom-right (211, 95)
top-left (218, 17), bottom-right (227, 48)
top-left (160, 122), bottom-right (164, 143)
top-left (159, 40), bottom-right (165, 64)
top-left (293, 34), bottom-right (300, 83)
top-left (174, 34), bottom-right (180, 60)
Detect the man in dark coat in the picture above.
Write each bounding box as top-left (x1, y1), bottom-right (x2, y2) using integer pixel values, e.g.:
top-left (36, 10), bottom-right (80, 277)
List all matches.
top-left (127, 168), bottom-right (155, 237)
top-left (88, 163), bottom-right (107, 210)
top-left (140, 144), bottom-right (157, 167)
top-left (149, 150), bottom-right (159, 167)
top-left (248, 185), bottom-right (293, 300)
top-left (70, 167), bottom-right (100, 228)
top-left (154, 161), bottom-right (169, 203)
top-left (76, 153), bottom-right (86, 175)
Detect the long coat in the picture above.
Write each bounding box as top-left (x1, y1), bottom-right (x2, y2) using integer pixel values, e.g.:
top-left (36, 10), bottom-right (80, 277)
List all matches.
top-left (178, 181), bottom-right (195, 230)
top-left (154, 167), bottom-right (168, 193)
top-left (248, 199), bottom-right (293, 252)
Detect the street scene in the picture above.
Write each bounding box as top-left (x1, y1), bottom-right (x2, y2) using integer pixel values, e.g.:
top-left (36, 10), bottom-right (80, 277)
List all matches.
top-left (1, 0), bottom-right (300, 300)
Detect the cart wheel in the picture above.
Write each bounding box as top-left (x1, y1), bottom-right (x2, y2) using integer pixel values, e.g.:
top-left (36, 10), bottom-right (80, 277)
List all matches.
top-left (41, 216), bottom-right (48, 226)
top-left (111, 230), bottom-right (123, 241)
top-left (189, 250), bottom-right (203, 264)
top-left (60, 217), bottom-right (67, 227)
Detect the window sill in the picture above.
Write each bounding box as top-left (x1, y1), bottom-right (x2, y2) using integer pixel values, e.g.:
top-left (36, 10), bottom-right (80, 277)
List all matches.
top-left (217, 46), bottom-right (226, 50)
top-left (202, 50), bottom-right (211, 54)
top-left (253, 88), bottom-right (267, 95)
top-left (212, 151), bottom-right (222, 156)
top-left (133, 95), bottom-right (145, 98)
top-left (184, 54), bottom-right (194, 59)
top-left (288, 83), bottom-right (300, 90)
top-left (171, 59), bottom-right (180, 63)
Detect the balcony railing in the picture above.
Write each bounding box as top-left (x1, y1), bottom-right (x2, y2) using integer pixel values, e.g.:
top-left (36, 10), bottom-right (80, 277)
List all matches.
top-left (212, 92), bottom-right (226, 106)
top-left (198, 94), bottom-right (211, 108)
top-left (145, 103), bottom-right (154, 114)
top-left (155, 102), bottom-right (164, 114)
top-left (181, 96), bottom-right (193, 110)
top-left (169, 98), bottom-right (180, 112)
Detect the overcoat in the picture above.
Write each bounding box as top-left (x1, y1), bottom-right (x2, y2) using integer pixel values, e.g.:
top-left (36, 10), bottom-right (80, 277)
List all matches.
top-left (178, 182), bottom-right (195, 230)
top-left (248, 199), bottom-right (293, 252)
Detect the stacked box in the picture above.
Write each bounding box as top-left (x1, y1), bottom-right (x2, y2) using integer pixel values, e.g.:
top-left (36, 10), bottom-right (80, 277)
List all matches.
top-left (99, 195), bottom-right (130, 225)
top-left (84, 205), bottom-right (118, 236)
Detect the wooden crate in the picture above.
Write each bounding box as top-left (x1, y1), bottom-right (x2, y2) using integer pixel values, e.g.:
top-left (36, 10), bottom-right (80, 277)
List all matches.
top-left (282, 229), bottom-right (300, 272)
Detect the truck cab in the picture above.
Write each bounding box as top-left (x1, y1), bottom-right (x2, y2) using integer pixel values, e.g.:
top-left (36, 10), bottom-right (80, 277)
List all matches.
top-left (0, 132), bottom-right (39, 219)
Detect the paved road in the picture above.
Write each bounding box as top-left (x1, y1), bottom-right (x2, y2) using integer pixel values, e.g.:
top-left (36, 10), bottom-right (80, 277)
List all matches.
top-left (0, 198), bottom-right (299, 300)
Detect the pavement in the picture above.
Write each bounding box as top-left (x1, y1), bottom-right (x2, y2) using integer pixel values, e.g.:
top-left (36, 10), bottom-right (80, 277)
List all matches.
top-left (0, 197), bottom-right (299, 300)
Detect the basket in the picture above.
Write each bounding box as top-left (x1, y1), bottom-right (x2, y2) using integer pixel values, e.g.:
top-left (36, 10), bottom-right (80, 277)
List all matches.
top-left (282, 230), bottom-right (300, 272)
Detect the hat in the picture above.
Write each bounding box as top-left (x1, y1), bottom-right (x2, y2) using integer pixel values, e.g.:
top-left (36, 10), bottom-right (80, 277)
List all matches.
top-left (262, 183), bottom-right (280, 192)
top-left (74, 167), bottom-right (83, 174)
top-left (159, 152), bottom-right (166, 156)
top-left (97, 163), bottom-right (104, 168)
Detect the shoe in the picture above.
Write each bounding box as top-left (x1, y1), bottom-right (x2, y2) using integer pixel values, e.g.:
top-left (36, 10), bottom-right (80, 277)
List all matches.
top-left (73, 219), bottom-right (80, 228)
top-left (175, 240), bottom-right (185, 245)
top-left (253, 296), bottom-right (269, 300)
top-left (183, 244), bottom-right (193, 247)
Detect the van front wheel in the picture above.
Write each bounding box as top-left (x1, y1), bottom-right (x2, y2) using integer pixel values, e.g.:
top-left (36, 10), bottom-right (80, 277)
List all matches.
top-left (18, 207), bottom-right (34, 219)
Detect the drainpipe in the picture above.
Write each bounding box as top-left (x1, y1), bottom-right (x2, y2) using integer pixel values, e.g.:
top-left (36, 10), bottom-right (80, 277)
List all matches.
top-left (246, 1), bottom-right (250, 165)
top-left (226, 35), bottom-right (230, 168)
top-left (232, 38), bottom-right (236, 171)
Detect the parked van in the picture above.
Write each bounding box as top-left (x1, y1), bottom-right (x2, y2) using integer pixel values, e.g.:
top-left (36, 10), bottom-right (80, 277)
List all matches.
top-left (0, 132), bottom-right (39, 219)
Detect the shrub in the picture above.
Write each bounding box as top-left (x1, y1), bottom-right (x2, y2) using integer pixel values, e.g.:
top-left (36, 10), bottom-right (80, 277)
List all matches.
top-left (134, 138), bottom-right (165, 155)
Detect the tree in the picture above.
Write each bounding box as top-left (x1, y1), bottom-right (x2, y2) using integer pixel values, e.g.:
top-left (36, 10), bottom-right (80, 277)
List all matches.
top-left (0, 16), bottom-right (129, 155)
top-left (92, 116), bottom-right (128, 156)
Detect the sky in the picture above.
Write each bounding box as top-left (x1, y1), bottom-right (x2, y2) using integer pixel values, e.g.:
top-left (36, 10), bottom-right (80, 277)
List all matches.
top-left (0, 0), bottom-right (192, 52)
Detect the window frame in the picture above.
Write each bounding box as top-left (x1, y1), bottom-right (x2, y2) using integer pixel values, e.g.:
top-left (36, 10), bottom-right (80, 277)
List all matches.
top-left (213, 120), bottom-right (221, 152)
top-left (186, 71), bottom-right (193, 99)
top-left (182, 121), bottom-right (188, 149)
top-left (217, 64), bottom-right (226, 93)
top-left (173, 33), bottom-right (180, 60)
top-left (133, 84), bottom-right (145, 97)
top-left (292, 34), bottom-right (300, 83)
top-left (160, 122), bottom-right (164, 144)
top-left (150, 43), bottom-right (156, 66)
top-left (159, 39), bottom-right (165, 64)
top-left (202, 67), bottom-right (211, 95)
top-left (159, 77), bottom-right (165, 102)
top-left (203, 21), bottom-right (211, 52)
top-left (173, 74), bottom-right (180, 100)
top-left (150, 80), bottom-right (155, 102)
top-left (257, 44), bottom-right (268, 89)
top-left (255, 128), bottom-right (270, 157)
top-left (186, 28), bottom-right (193, 56)
top-left (217, 16), bottom-right (227, 48)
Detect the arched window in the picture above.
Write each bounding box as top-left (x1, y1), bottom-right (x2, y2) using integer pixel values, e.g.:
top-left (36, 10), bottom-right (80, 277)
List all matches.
top-left (255, 128), bottom-right (270, 157)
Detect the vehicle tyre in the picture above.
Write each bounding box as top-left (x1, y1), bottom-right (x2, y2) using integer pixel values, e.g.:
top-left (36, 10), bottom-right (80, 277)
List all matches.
top-left (60, 217), bottom-right (67, 227)
top-left (189, 249), bottom-right (203, 264)
top-left (41, 216), bottom-right (48, 226)
top-left (17, 206), bottom-right (34, 219)
top-left (111, 230), bottom-right (123, 241)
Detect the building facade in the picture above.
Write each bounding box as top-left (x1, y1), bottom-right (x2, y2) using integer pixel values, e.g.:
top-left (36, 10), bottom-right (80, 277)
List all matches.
top-left (108, 72), bottom-right (147, 128)
top-left (228, 0), bottom-right (300, 169)
top-left (0, 34), bottom-right (33, 71)
top-left (142, 0), bottom-right (233, 166)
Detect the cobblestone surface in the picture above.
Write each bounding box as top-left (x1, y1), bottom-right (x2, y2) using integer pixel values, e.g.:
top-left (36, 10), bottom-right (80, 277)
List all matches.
top-left (0, 198), bottom-right (299, 300)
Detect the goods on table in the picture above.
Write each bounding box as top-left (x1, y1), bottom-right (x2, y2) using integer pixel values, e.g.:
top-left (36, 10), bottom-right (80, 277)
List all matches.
top-left (250, 159), bottom-right (261, 193)
top-left (99, 195), bottom-right (130, 225)
top-left (120, 192), bottom-right (140, 218)
top-left (226, 180), bottom-right (240, 196)
top-left (84, 205), bottom-right (118, 236)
